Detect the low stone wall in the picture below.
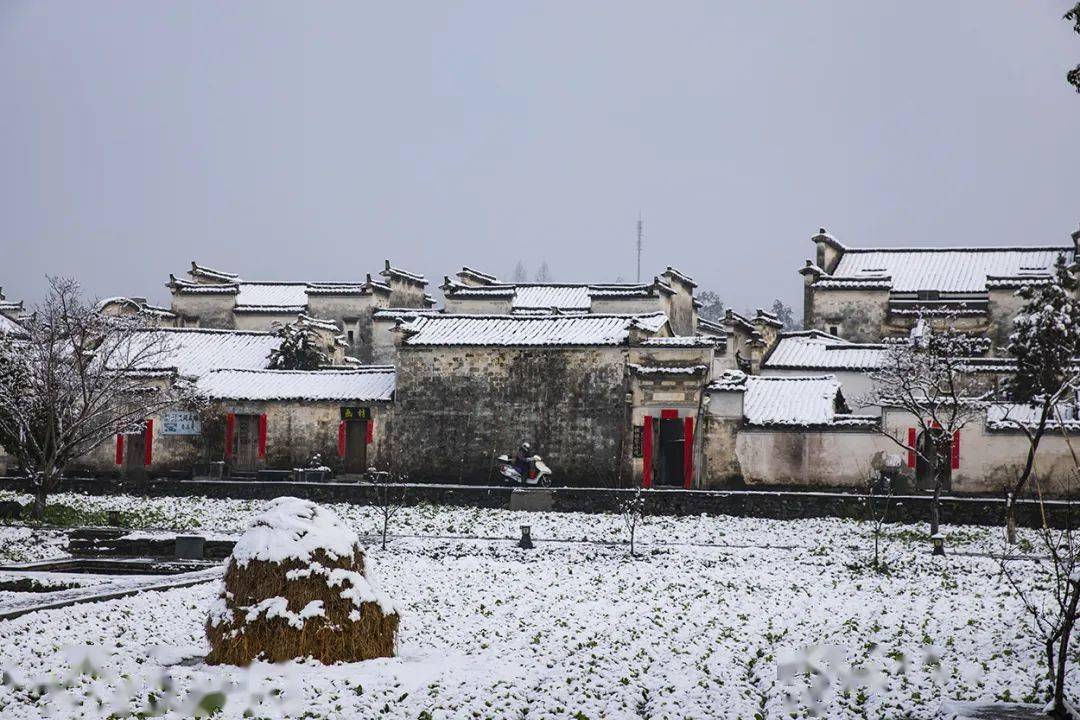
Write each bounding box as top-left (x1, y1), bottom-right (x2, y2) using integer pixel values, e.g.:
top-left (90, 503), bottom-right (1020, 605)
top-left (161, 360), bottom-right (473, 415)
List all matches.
top-left (3, 476), bottom-right (1078, 529)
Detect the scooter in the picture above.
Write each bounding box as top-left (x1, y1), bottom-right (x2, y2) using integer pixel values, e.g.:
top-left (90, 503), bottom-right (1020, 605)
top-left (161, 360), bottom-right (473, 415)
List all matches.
top-left (496, 454), bottom-right (553, 487)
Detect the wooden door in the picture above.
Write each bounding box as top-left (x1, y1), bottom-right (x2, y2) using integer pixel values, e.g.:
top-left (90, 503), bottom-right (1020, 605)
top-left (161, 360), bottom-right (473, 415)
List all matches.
top-left (657, 417), bottom-right (685, 486)
top-left (343, 420), bottom-right (368, 474)
top-left (233, 415), bottom-right (259, 472)
top-left (124, 432), bottom-right (146, 481)
top-left (916, 429), bottom-right (951, 492)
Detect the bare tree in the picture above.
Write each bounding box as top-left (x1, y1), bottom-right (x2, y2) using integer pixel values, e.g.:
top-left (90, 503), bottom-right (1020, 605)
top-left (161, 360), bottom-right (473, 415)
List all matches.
top-left (859, 468), bottom-right (894, 571)
top-left (622, 487), bottom-right (645, 557)
top-left (858, 318), bottom-right (986, 551)
top-left (368, 469), bottom-right (407, 550)
top-left (0, 278), bottom-right (189, 519)
top-left (534, 261), bottom-right (552, 282)
top-left (1000, 496), bottom-right (1080, 718)
top-left (1066, 2), bottom-right (1080, 92)
top-left (996, 255), bottom-right (1080, 544)
top-left (511, 261), bottom-right (528, 283)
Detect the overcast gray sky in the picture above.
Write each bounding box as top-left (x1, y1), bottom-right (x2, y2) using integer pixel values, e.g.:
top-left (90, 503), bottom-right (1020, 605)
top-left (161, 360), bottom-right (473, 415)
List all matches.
top-left (2, 1), bottom-right (1078, 314)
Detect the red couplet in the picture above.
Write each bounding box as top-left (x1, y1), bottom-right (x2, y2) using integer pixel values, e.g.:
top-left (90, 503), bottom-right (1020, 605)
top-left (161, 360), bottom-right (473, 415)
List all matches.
top-left (257, 414), bottom-right (268, 459)
top-left (143, 419), bottom-right (154, 466)
top-left (683, 416), bottom-right (694, 489)
top-left (224, 413), bottom-right (235, 460)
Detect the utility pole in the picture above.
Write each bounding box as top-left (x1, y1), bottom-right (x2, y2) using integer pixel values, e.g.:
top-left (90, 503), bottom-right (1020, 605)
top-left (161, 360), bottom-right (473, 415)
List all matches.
top-left (636, 214), bottom-right (643, 283)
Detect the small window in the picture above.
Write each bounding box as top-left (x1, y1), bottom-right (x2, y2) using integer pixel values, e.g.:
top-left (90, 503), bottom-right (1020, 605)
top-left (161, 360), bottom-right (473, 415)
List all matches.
top-left (917, 290), bottom-right (940, 302)
top-left (829, 325), bottom-right (839, 336)
top-left (347, 330), bottom-right (355, 345)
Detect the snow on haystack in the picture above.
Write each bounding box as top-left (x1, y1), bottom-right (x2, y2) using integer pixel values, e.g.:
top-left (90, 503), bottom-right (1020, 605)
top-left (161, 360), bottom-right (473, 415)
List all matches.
top-left (206, 497), bottom-right (399, 665)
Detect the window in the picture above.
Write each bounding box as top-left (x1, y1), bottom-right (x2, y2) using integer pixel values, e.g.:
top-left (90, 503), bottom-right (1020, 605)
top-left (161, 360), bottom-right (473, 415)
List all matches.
top-left (347, 330), bottom-right (355, 345)
top-left (917, 290), bottom-right (941, 302)
top-left (829, 325), bottom-right (839, 336)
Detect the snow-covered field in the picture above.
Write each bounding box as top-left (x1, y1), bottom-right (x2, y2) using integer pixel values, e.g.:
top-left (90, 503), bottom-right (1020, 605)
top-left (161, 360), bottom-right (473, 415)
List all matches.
top-left (0, 492), bottom-right (1067, 719)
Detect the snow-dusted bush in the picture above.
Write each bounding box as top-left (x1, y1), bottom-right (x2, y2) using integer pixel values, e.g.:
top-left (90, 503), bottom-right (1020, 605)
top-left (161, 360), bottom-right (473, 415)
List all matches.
top-left (206, 497), bottom-right (399, 665)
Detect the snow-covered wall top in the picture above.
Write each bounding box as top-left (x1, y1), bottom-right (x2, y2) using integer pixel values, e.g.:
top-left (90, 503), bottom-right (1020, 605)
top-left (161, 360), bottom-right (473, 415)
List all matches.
top-left (399, 312), bottom-right (668, 347)
top-left (197, 368), bottom-right (395, 402)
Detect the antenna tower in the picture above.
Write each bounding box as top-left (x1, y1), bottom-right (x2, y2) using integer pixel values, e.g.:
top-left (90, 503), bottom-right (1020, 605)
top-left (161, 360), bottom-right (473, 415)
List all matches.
top-left (636, 214), bottom-right (643, 283)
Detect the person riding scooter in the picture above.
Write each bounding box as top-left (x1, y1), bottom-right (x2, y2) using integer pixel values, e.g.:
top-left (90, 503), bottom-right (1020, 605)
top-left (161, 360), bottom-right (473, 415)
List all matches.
top-left (513, 441), bottom-right (532, 479)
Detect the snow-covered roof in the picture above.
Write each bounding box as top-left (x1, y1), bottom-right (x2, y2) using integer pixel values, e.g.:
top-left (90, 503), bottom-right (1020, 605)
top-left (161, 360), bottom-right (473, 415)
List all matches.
top-left (380, 261), bottom-right (427, 285)
top-left (97, 297), bottom-right (178, 320)
top-left (0, 312), bottom-right (24, 337)
top-left (709, 373), bottom-right (868, 427)
top-left (234, 283), bottom-right (310, 312)
top-left (816, 246), bottom-right (1073, 293)
top-left (198, 367), bottom-right (395, 402)
top-left (123, 328), bottom-right (279, 378)
top-left (443, 277), bottom-right (676, 312)
top-left (399, 312), bottom-right (669, 347)
top-left (513, 286), bottom-right (592, 311)
top-left (457, 266), bottom-right (499, 284)
top-left (189, 262), bottom-right (239, 282)
top-left (663, 267), bottom-right (697, 288)
top-left (372, 308), bottom-right (444, 322)
top-left (764, 330), bottom-right (886, 370)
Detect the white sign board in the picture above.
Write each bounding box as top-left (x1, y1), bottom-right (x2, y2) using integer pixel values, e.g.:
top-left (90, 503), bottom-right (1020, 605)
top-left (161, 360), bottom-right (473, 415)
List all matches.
top-left (161, 411), bottom-right (202, 436)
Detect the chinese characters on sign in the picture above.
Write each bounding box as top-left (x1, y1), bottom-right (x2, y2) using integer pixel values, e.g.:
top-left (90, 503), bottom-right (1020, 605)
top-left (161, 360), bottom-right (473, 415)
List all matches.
top-left (340, 406), bottom-right (372, 421)
top-left (161, 411), bottom-right (201, 436)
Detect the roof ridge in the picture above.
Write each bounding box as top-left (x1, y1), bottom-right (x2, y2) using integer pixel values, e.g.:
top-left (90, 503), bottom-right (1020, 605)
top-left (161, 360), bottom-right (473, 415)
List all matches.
top-left (208, 366), bottom-right (394, 375)
top-left (844, 245), bottom-right (1072, 254)
top-left (408, 311), bottom-right (667, 320)
top-left (138, 327), bottom-right (273, 337)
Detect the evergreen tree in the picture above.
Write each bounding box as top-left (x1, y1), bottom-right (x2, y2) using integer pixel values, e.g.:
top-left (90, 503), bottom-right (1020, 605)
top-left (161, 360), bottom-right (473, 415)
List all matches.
top-left (267, 321), bottom-right (328, 370)
top-left (697, 290), bottom-right (724, 323)
top-left (1000, 254), bottom-right (1080, 541)
top-left (770, 299), bottom-right (798, 329)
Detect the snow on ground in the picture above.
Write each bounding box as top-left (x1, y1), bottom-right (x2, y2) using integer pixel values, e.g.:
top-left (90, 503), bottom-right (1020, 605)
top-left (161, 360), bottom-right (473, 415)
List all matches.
top-left (0, 489), bottom-right (1038, 555)
top-left (0, 525), bottom-right (69, 564)
top-left (0, 494), bottom-right (1067, 719)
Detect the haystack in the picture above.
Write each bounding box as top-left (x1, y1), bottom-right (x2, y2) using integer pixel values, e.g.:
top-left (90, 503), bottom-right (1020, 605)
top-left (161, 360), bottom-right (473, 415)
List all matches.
top-left (206, 497), bottom-right (399, 665)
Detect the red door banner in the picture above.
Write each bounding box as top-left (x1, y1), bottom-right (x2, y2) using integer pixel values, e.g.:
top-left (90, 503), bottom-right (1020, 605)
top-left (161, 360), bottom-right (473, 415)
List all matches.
top-left (906, 428), bottom-right (917, 468)
top-left (951, 430), bottom-right (960, 470)
top-left (257, 414), bottom-right (268, 459)
top-left (143, 419), bottom-right (154, 466)
top-left (366, 419), bottom-right (374, 444)
top-left (115, 434), bottom-right (124, 465)
top-left (337, 421), bottom-right (346, 457)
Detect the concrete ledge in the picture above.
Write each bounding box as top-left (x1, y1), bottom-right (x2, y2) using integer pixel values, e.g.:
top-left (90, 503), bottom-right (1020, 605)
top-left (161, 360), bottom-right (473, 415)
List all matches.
top-left (510, 489), bottom-right (555, 512)
top-left (2, 476), bottom-right (1078, 529)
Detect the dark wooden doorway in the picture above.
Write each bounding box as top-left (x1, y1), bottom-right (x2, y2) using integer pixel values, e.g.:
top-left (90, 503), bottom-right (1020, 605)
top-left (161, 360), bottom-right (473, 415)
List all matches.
top-left (343, 420), bottom-right (368, 474)
top-left (657, 417), bottom-right (685, 487)
top-left (916, 429), bottom-right (951, 492)
top-left (124, 431), bottom-right (146, 481)
top-left (232, 414), bottom-right (260, 473)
